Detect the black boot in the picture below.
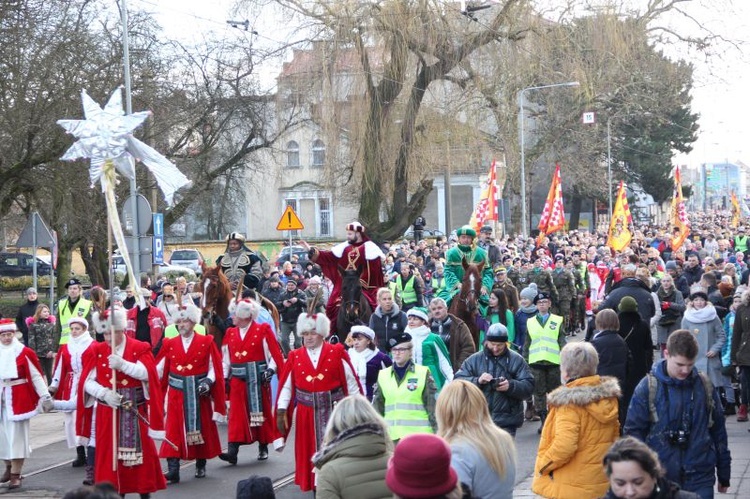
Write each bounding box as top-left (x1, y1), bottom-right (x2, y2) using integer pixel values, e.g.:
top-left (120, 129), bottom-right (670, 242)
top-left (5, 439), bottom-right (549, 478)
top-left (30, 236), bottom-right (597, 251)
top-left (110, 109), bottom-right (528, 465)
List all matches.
top-left (218, 442), bottom-right (240, 465)
top-left (258, 443), bottom-right (269, 461)
top-left (538, 411), bottom-right (547, 435)
top-left (72, 445), bottom-right (86, 467)
top-left (83, 447), bottom-right (95, 485)
top-left (194, 458), bottom-right (207, 478)
top-left (164, 458), bottom-right (180, 484)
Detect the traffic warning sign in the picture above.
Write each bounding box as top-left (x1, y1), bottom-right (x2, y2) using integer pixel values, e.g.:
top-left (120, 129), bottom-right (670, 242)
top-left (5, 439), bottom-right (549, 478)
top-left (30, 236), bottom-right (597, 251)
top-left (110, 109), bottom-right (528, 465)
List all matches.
top-left (276, 205), bottom-right (305, 231)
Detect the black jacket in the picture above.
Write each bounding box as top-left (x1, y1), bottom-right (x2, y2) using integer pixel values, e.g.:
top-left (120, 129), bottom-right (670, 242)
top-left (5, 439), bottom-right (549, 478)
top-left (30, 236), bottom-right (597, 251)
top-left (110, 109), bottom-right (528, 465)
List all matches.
top-left (600, 278), bottom-right (656, 323)
top-left (275, 289), bottom-right (307, 324)
top-left (682, 264), bottom-right (703, 287)
top-left (617, 311), bottom-right (653, 398)
top-left (15, 299), bottom-right (39, 345)
top-left (455, 347), bottom-right (534, 430)
top-left (369, 304), bottom-right (408, 353)
top-left (591, 328), bottom-right (630, 426)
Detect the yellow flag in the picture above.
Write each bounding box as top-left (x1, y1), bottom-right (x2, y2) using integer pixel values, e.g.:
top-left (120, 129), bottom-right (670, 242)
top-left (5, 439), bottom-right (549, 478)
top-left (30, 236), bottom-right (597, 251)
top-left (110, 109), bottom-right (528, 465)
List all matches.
top-left (607, 181), bottom-right (632, 252)
top-left (670, 166), bottom-right (690, 251)
top-left (731, 192), bottom-right (740, 228)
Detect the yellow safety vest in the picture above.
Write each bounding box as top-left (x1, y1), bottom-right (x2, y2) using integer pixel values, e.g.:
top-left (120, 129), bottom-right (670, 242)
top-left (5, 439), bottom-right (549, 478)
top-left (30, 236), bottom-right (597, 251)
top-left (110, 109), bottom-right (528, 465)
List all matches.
top-left (164, 323), bottom-right (207, 339)
top-left (58, 298), bottom-right (92, 345)
top-left (526, 314), bottom-right (563, 365)
top-left (396, 276), bottom-right (417, 305)
top-left (378, 363), bottom-right (432, 440)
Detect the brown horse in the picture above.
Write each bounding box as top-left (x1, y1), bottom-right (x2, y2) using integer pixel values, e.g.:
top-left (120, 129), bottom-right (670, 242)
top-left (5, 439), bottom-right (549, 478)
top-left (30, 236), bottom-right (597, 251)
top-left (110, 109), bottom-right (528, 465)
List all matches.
top-left (199, 264), bottom-right (282, 348)
top-left (199, 264), bottom-right (233, 348)
top-left (448, 258), bottom-right (484, 348)
top-left (335, 266), bottom-right (372, 344)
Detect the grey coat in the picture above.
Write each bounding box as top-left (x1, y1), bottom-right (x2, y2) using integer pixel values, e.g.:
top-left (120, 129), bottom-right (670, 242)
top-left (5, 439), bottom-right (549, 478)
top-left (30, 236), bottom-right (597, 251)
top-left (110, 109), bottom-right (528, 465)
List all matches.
top-left (681, 307), bottom-right (725, 387)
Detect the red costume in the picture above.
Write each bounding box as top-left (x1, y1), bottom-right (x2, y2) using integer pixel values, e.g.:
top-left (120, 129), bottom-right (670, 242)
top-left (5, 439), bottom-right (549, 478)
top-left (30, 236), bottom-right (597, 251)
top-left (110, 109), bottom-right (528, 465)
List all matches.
top-left (0, 346), bottom-right (45, 421)
top-left (77, 338), bottom-right (166, 496)
top-left (223, 321), bottom-right (285, 447)
top-left (311, 230), bottom-right (385, 329)
top-left (276, 341), bottom-right (361, 491)
top-left (125, 306), bottom-right (167, 351)
top-left (157, 333), bottom-right (226, 460)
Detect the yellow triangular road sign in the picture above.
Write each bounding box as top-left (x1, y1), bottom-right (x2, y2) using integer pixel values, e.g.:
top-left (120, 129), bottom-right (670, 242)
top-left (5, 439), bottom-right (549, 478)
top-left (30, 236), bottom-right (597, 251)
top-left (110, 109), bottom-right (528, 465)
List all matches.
top-left (276, 205), bottom-right (305, 231)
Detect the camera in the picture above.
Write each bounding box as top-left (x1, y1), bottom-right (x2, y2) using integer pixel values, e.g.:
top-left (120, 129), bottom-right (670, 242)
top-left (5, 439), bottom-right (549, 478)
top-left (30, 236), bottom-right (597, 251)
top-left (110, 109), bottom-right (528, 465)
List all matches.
top-left (489, 376), bottom-right (506, 388)
top-left (667, 429), bottom-right (690, 448)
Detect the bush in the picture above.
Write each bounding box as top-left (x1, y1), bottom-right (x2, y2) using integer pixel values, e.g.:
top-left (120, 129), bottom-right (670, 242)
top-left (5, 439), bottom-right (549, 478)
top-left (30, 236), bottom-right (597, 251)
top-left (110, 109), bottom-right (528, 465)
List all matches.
top-left (0, 275), bottom-right (52, 291)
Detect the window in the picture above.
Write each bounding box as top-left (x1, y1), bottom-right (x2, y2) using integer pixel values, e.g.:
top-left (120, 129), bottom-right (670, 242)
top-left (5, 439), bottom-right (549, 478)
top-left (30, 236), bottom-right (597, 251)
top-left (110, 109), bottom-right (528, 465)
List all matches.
top-left (311, 139), bottom-right (325, 167)
top-left (284, 199), bottom-right (299, 238)
top-left (319, 197), bottom-right (331, 237)
top-left (286, 141), bottom-right (300, 168)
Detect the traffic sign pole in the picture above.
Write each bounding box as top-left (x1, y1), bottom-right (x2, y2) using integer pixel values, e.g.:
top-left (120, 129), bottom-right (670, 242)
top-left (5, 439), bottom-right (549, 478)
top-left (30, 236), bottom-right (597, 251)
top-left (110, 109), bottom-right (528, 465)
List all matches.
top-left (276, 205), bottom-right (305, 261)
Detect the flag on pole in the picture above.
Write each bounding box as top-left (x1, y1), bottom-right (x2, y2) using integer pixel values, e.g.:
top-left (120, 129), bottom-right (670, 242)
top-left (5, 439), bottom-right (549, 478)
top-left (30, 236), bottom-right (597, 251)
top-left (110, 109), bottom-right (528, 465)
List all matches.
top-left (670, 166), bottom-right (690, 251)
top-left (536, 164), bottom-right (565, 245)
top-left (607, 181), bottom-right (633, 252)
top-left (731, 191), bottom-right (741, 228)
top-left (469, 160), bottom-right (498, 232)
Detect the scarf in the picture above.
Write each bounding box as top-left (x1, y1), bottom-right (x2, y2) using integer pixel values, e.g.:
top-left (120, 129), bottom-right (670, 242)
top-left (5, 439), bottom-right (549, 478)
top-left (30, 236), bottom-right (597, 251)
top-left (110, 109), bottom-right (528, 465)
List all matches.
top-left (0, 338), bottom-right (23, 379)
top-left (405, 325), bottom-right (431, 364)
top-left (430, 316), bottom-right (452, 346)
top-left (656, 286), bottom-right (676, 301)
top-left (348, 348), bottom-right (376, 387)
top-left (518, 304), bottom-right (537, 314)
top-left (683, 304), bottom-right (718, 324)
top-left (68, 332), bottom-right (94, 374)
top-left (312, 423), bottom-right (386, 467)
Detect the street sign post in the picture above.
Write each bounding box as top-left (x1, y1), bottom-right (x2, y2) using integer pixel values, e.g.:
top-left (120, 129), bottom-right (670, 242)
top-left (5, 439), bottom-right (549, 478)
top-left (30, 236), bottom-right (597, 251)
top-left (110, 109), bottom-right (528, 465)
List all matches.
top-left (276, 205), bottom-right (304, 260)
top-left (152, 213), bottom-right (164, 264)
top-left (16, 212), bottom-right (55, 291)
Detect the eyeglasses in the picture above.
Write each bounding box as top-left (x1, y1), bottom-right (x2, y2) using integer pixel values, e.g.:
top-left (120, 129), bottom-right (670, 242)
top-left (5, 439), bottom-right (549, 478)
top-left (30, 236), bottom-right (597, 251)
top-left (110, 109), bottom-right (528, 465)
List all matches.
top-left (391, 347), bottom-right (412, 352)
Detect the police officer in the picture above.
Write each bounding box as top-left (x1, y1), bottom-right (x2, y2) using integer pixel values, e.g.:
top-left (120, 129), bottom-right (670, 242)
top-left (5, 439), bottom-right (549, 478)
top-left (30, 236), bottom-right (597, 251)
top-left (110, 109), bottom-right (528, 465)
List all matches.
top-left (523, 291), bottom-right (566, 433)
top-left (55, 278), bottom-right (92, 346)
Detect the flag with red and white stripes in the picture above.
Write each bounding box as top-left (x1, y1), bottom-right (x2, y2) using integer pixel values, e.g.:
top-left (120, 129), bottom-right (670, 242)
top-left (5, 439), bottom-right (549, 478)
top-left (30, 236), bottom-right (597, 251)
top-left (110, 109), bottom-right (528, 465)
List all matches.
top-left (537, 164), bottom-right (565, 245)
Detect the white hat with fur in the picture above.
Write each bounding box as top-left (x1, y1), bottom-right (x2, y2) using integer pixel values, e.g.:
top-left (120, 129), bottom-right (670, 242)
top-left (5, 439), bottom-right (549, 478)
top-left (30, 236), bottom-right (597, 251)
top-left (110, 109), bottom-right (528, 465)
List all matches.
top-left (175, 303), bottom-right (202, 324)
top-left (230, 299), bottom-right (260, 321)
top-left (296, 313), bottom-right (330, 338)
top-left (91, 307), bottom-right (127, 335)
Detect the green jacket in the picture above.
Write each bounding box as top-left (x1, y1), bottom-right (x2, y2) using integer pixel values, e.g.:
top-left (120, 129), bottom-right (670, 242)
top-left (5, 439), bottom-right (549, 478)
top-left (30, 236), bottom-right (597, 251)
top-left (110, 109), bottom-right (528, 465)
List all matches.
top-left (440, 244), bottom-right (494, 306)
top-left (313, 427), bottom-right (392, 499)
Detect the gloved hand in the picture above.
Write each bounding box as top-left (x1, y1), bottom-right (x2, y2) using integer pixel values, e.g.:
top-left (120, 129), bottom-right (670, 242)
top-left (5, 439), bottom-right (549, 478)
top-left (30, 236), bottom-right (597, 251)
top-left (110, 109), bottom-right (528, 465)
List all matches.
top-left (101, 389), bottom-right (122, 408)
top-left (108, 354), bottom-right (124, 370)
top-left (40, 396), bottom-right (54, 413)
top-left (661, 301), bottom-right (671, 311)
top-left (261, 368), bottom-right (275, 384)
top-left (276, 409), bottom-right (288, 436)
top-left (198, 379), bottom-right (213, 396)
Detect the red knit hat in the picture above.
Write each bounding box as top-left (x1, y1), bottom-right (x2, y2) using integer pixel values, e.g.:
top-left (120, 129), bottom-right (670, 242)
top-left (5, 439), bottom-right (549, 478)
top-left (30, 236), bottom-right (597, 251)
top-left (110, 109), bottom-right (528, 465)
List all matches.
top-left (386, 434), bottom-right (458, 498)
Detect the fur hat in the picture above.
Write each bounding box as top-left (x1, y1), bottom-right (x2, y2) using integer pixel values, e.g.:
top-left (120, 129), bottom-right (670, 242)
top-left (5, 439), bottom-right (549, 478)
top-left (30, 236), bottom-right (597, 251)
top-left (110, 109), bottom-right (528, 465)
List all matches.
top-left (67, 317), bottom-right (89, 330)
top-left (91, 307), bottom-right (127, 335)
top-left (175, 303), bottom-right (202, 324)
top-left (406, 307), bottom-right (429, 323)
top-left (455, 225), bottom-right (476, 238)
top-left (296, 313), bottom-right (330, 338)
top-left (350, 325), bottom-right (375, 341)
top-left (346, 221), bottom-right (366, 233)
top-left (519, 283), bottom-right (538, 302)
top-left (230, 299), bottom-right (260, 321)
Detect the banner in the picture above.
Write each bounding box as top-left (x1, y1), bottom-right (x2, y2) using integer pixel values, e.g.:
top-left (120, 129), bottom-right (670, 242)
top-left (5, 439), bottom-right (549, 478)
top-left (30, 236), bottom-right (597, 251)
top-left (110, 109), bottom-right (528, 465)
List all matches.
top-left (731, 191), bottom-right (741, 228)
top-left (536, 164), bottom-right (565, 245)
top-left (670, 166), bottom-right (690, 251)
top-left (469, 160), bottom-right (498, 232)
top-left (607, 181), bottom-right (633, 252)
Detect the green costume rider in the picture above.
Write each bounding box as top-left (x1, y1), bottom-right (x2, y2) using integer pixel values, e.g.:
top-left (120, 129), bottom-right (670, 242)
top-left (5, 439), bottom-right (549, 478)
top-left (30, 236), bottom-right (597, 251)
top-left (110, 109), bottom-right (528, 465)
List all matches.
top-left (439, 225), bottom-right (494, 313)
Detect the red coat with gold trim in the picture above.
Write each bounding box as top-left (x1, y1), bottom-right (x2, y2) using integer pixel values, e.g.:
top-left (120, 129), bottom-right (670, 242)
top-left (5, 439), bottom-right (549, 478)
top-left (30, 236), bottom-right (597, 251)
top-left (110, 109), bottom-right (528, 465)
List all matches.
top-left (223, 321), bottom-right (285, 445)
top-left (157, 333), bottom-right (226, 459)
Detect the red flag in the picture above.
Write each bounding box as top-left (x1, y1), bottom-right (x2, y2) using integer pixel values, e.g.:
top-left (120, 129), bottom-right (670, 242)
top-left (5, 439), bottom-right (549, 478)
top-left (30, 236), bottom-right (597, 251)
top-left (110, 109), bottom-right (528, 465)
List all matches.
top-left (469, 160), bottom-right (498, 231)
top-left (537, 164), bottom-right (565, 245)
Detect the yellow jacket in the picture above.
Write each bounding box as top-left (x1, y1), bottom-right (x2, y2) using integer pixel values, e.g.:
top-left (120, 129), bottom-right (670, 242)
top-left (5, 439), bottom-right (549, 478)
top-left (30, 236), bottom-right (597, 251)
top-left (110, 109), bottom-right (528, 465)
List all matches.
top-left (532, 375), bottom-right (621, 499)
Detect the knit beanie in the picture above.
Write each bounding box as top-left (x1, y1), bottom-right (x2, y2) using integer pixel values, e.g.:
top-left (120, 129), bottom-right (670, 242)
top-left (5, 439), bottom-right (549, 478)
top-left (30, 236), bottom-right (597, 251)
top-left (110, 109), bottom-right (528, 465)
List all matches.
top-left (519, 283), bottom-right (538, 302)
top-left (618, 296), bottom-right (638, 313)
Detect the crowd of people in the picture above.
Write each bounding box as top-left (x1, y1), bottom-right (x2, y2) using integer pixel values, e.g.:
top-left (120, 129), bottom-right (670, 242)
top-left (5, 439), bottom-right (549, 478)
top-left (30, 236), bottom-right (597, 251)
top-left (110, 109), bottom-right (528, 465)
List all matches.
top-left (2, 213), bottom-right (750, 498)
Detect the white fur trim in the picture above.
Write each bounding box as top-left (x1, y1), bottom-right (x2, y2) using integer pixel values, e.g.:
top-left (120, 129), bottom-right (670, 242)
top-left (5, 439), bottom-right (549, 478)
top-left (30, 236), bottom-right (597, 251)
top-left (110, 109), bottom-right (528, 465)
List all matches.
top-left (330, 240), bottom-right (385, 260)
top-left (148, 429), bottom-right (166, 440)
top-left (0, 321), bottom-right (17, 333)
top-left (76, 436), bottom-right (90, 447)
top-left (297, 313), bottom-right (329, 337)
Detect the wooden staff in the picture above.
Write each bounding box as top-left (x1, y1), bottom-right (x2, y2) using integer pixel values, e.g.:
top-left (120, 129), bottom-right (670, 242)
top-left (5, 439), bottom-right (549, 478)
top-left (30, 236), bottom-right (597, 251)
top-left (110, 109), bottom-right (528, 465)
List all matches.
top-left (107, 215), bottom-right (117, 471)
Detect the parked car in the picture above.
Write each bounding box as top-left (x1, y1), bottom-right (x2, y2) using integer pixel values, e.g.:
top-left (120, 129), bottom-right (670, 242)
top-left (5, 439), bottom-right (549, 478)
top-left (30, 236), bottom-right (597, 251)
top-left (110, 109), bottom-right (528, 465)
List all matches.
top-left (168, 248), bottom-right (205, 275)
top-left (275, 245), bottom-right (310, 267)
top-left (0, 252), bottom-right (55, 278)
top-left (112, 256), bottom-right (197, 280)
top-left (402, 227), bottom-right (446, 239)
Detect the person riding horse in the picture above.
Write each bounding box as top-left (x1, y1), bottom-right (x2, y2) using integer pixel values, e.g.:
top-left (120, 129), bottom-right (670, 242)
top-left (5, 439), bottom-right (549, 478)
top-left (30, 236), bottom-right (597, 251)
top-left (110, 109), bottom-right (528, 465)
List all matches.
top-left (439, 225), bottom-right (494, 313)
top-left (216, 232), bottom-right (264, 291)
top-left (301, 222), bottom-right (385, 334)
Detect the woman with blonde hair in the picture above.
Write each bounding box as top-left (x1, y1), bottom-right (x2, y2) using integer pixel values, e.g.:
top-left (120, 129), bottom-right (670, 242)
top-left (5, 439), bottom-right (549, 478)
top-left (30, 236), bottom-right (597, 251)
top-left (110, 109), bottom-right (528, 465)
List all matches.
top-left (312, 394), bottom-right (392, 499)
top-left (436, 380), bottom-right (516, 499)
top-left (532, 342), bottom-right (621, 499)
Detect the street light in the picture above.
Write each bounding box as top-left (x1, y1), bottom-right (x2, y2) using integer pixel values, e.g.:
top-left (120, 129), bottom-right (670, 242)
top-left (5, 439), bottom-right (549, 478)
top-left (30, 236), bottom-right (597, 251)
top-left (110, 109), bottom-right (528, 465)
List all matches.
top-left (518, 81), bottom-right (580, 238)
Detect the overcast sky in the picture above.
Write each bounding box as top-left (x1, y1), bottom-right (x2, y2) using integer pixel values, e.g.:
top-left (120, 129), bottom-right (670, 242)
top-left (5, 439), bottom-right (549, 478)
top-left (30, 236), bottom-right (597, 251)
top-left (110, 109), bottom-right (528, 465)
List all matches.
top-left (130, 0), bottom-right (749, 169)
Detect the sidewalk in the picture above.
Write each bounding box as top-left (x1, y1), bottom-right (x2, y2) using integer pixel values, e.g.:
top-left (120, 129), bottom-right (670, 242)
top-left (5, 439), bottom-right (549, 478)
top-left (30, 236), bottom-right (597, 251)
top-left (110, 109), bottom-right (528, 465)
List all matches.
top-left (514, 415), bottom-right (750, 497)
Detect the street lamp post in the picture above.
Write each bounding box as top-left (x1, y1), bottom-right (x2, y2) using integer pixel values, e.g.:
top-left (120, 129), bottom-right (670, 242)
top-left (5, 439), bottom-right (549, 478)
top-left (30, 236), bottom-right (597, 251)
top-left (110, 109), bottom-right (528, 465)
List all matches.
top-left (519, 81), bottom-right (580, 239)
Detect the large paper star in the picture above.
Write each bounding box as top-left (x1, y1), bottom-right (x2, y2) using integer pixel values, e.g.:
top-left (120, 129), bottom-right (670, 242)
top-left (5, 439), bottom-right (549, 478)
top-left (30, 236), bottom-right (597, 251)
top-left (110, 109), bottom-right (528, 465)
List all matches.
top-left (57, 88), bottom-right (190, 204)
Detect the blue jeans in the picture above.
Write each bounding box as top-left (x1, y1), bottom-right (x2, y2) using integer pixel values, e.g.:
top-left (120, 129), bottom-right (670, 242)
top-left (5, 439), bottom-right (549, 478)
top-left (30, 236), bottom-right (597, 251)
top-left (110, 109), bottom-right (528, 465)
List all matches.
top-left (684, 482), bottom-right (714, 499)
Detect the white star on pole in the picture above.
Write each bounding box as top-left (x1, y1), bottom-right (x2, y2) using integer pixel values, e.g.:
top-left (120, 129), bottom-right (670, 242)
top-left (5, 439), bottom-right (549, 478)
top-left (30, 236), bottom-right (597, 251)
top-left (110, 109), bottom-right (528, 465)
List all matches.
top-left (57, 88), bottom-right (190, 204)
